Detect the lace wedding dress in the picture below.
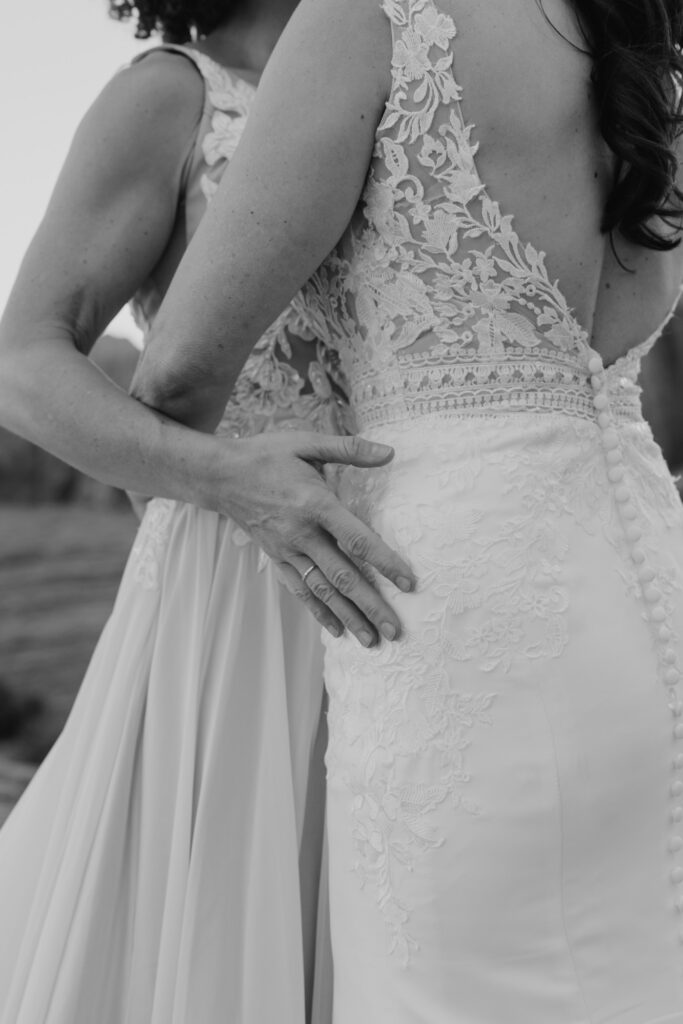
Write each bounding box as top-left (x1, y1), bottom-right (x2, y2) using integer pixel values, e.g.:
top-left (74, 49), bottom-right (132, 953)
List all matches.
top-left (298, 1), bottom-right (683, 1019)
top-left (0, 48), bottom-right (343, 1024)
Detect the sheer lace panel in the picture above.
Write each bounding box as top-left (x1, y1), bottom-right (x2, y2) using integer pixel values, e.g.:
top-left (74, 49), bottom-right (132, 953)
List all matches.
top-left (301, 0), bottom-right (682, 431)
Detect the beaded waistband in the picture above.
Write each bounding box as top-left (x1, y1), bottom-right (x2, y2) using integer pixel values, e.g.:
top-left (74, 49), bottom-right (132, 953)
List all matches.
top-left (351, 378), bottom-right (644, 432)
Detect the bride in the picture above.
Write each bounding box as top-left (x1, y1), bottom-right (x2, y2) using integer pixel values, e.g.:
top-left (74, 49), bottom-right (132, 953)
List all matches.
top-left (130, 0), bottom-right (683, 1018)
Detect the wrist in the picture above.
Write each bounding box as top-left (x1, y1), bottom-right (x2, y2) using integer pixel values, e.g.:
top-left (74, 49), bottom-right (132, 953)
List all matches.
top-left (184, 432), bottom-right (240, 515)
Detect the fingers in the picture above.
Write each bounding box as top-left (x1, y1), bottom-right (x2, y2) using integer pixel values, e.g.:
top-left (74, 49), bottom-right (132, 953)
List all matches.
top-left (298, 433), bottom-right (396, 468)
top-left (275, 561), bottom-right (345, 639)
top-left (298, 540), bottom-right (407, 645)
top-left (316, 503), bottom-right (416, 593)
top-left (288, 553), bottom-right (383, 648)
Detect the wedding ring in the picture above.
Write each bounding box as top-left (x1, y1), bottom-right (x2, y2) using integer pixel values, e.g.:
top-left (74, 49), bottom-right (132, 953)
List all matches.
top-left (301, 564), bottom-right (316, 584)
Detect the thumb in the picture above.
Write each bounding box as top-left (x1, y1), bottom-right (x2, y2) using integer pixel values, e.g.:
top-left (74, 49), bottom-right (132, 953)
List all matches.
top-left (300, 434), bottom-right (395, 468)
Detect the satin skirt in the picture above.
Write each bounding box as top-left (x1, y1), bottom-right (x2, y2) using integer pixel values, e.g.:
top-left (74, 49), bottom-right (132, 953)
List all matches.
top-left (0, 499), bottom-right (332, 1024)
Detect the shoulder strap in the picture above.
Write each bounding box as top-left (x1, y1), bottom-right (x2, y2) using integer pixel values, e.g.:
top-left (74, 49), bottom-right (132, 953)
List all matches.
top-left (128, 42), bottom-right (208, 78)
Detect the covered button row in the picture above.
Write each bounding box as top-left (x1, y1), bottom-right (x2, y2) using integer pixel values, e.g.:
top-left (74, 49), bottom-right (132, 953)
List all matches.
top-left (589, 356), bottom-right (641, 526)
top-left (589, 353), bottom-right (681, 686)
top-left (589, 351), bottom-right (683, 900)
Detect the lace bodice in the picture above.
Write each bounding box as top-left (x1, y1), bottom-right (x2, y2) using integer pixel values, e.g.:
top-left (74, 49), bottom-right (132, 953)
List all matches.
top-left (129, 46), bottom-right (351, 440)
top-left (300, 0), bottom-right (683, 433)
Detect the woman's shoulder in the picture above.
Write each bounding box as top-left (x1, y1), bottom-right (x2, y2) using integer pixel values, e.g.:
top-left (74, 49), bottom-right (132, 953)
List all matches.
top-left (114, 47), bottom-right (207, 130)
top-left (68, 47), bottom-right (207, 197)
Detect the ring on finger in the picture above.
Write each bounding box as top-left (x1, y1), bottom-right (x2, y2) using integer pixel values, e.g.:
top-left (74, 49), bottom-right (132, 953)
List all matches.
top-left (301, 562), bottom-right (317, 585)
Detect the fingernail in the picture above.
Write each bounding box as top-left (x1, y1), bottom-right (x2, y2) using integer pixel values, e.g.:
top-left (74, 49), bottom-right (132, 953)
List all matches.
top-left (327, 623), bottom-right (343, 638)
top-left (359, 631), bottom-right (375, 648)
top-left (370, 443), bottom-right (393, 457)
top-left (380, 622), bottom-right (397, 641)
top-left (397, 576), bottom-right (414, 593)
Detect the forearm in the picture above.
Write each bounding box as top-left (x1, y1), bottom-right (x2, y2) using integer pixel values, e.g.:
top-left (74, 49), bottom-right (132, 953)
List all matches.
top-left (0, 333), bottom-right (226, 508)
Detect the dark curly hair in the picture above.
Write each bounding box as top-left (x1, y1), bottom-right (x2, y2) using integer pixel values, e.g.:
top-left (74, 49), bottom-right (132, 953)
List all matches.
top-left (546, 0), bottom-right (683, 252)
top-left (108, 0), bottom-right (230, 43)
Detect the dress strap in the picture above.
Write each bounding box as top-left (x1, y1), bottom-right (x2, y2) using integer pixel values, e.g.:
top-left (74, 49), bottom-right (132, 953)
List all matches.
top-left (129, 43), bottom-right (205, 78)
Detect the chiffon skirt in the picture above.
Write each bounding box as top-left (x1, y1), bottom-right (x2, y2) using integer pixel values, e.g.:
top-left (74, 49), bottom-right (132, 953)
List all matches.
top-left (0, 498), bottom-right (332, 1024)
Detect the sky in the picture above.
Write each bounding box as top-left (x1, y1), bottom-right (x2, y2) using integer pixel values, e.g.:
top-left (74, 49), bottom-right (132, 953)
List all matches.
top-left (0, 1), bottom-right (149, 343)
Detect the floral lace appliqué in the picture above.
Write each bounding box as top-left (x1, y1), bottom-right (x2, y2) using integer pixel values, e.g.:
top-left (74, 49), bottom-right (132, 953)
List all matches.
top-left (325, 631), bottom-right (496, 968)
top-left (131, 499), bottom-right (175, 590)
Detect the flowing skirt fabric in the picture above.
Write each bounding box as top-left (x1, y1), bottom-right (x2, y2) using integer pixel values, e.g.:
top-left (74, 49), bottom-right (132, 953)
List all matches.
top-left (0, 499), bottom-right (332, 1024)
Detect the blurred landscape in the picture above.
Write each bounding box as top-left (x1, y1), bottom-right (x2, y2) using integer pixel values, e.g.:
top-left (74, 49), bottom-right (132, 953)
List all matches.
top-left (0, 333), bottom-right (139, 824)
top-left (0, 322), bottom-right (683, 826)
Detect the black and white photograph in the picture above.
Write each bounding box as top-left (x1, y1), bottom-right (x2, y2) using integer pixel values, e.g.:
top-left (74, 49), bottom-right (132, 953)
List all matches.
top-left (2, 0), bottom-right (683, 1021)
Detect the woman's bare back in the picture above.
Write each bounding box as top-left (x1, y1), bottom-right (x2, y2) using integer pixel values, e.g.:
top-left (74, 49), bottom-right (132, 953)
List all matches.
top-left (446, 0), bottom-right (683, 366)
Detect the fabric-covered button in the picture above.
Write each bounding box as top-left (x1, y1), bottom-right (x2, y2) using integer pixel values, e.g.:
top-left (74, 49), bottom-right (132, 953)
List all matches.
top-left (672, 806), bottom-right (683, 822)
top-left (588, 355), bottom-right (604, 375)
top-left (650, 605), bottom-right (666, 622)
top-left (607, 466), bottom-right (624, 483)
top-left (671, 867), bottom-right (683, 884)
top-left (614, 485), bottom-right (630, 503)
top-left (644, 585), bottom-right (662, 603)
top-left (626, 524), bottom-right (642, 543)
top-left (665, 668), bottom-right (681, 686)
top-left (672, 837), bottom-right (683, 853)
top-left (664, 649), bottom-right (678, 665)
top-left (597, 412), bottom-right (611, 429)
top-left (602, 428), bottom-right (619, 450)
top-left (659, 625), bottom-right (673, 641)
top-left (674, 754), bottom-right (683, 770)
top-left (606, 448), bottom-right (623, 466)
top-left (638, 566), bottom-right (656, 583)
top-left (593, 393), bottom-right (609, 411)
top-left (622, 504), bottom-right (638, 521)
top-left (672, 781), bottom-right (683, 798)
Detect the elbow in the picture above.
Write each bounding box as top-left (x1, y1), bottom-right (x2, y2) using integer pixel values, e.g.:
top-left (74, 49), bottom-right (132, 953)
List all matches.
top-left (129, 350), bottom-right (220, 431)
top-left (129, 348), bottom-right (192, 410)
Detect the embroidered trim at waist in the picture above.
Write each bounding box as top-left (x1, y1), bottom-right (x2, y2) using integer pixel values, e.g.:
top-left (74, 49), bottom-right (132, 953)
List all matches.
top-left (351, 380), bottom-right (643, 431)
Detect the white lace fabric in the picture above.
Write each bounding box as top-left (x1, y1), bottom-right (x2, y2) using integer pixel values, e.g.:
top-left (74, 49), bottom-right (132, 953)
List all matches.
top-left (309, 1), bottom-right (683, 1015)
top-left (302, 0), bottom-right (681, 434)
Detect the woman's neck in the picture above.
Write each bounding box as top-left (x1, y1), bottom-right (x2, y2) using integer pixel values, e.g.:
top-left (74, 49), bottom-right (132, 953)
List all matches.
top-left (196, 0), bottom-right (299, 79)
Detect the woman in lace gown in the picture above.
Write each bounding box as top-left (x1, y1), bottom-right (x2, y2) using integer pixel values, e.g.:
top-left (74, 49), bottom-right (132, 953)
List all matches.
top-left (128, 0), bottom-right (683, 1018)
top-left (0, 2), bottom-right (418, 1021)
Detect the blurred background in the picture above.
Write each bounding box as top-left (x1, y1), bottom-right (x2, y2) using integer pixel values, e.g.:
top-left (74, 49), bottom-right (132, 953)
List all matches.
top-left (1, 0), bottom-right (683, 826)
top-left (0, 0), bottom-right (147, 821)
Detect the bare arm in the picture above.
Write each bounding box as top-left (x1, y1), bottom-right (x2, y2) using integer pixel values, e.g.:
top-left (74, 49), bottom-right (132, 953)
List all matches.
top-left (0, 39), bottom-right (416, 645)
top-left (131, 0), bottom-right (392, 429)
top-left (126, 1), bottom-right (418, 642)
top-left (0, 52), bottom-right (224, 502)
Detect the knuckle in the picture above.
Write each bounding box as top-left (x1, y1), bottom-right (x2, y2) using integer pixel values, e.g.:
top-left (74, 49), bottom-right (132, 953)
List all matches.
top-left (344, 531), bottom-right (371, 561)
top-left (342, 435), bottom-right (364, 461)
top-left (310, 579), bottom-right (335, 603)
top-left (328, 567), bottom-right (357, 594)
